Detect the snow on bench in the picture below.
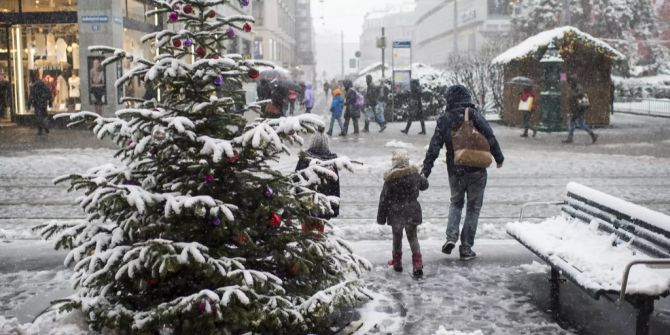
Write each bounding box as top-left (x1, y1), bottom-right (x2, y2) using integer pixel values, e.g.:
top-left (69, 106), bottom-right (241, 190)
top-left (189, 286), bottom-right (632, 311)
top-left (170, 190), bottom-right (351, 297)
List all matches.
top-left (507, 216), bottom-right (670, 296)
top-left (506, 182), bottom-right (670, 335)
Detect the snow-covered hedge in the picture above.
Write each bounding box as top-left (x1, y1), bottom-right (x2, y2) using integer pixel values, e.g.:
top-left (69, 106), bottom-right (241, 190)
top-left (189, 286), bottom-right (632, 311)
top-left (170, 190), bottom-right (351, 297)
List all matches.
top-left (613, 75), bottom-right (670, 100)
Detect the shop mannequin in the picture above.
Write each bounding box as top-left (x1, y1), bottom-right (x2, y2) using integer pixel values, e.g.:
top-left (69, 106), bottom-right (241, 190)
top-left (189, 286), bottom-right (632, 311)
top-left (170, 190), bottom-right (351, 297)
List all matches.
top-left (90, 59), bottom-right (105, 114)
top-left (68, 70), bottom-right (80, 112)
top-left (56, 72), bottom-right (68, 109)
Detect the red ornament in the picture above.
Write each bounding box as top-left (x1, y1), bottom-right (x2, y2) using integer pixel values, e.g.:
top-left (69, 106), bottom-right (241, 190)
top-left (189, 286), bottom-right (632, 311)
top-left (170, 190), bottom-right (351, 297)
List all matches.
top-left (269, 212), bottom-right (282, 228)
top-left (172, 38), bottom-right (182, 48)
top-left (208, 10), bottom-right (216, 18)
top-left (196, 46), bottom-right (206, 58)
top-left (243, 23), bottom-right (252, 33)
top-left (248, 69), bottom-right (260, 79)
top-left (226, 150), bottom-right (239, 164)
top-left (288, 262), bottom-right (302, 277)
top-left (144, 278), bottom-right (160, 288)
top-left (235, 233), bottom-right (249, 246)
top-left (287, 130), bottom-right (296, 136)
top-left (183, 4), bottom-right (193, 14)
top-left (196, 301), bottom-right (217, 315)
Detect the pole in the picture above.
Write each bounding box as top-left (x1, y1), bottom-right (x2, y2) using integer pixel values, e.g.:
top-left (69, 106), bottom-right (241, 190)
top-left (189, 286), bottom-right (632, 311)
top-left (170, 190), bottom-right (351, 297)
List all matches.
top-left (381, 27), bottom-right (385, 79)
top-left (562, 0), bottom-right (571, 25)
top-left (340, 30), bottom-right (344, 78)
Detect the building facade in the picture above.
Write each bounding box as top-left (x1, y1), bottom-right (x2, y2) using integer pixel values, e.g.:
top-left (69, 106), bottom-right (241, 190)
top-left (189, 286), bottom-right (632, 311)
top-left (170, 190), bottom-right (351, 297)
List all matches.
top-left (358, 4), bottom-right (415, 71)
top-left (294, 0), bottom-right (315, 82)
top-left (413, 0), bottom-right (516, 68)
top-left (251, 0), bottom-right (297, 69)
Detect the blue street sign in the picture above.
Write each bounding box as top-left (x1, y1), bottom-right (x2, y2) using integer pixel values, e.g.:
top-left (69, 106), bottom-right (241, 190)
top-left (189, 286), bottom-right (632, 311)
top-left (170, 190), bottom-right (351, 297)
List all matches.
top-left (392, 41), bottom-right (411, 49)
top-left (82, 16), bottom-right (108, 23)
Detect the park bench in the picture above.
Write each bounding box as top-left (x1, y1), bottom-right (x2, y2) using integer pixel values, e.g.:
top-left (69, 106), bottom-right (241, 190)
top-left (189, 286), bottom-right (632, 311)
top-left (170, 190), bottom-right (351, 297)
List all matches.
top-left (506, 182), bottom-right (670, 335)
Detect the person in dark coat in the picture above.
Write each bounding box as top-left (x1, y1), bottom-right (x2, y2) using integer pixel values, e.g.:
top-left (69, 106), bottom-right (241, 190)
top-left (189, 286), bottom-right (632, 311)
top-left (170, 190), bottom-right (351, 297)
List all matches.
top-left (295, 131), bottom-right (340, 220)
top-left (421, 85), bottom-right (504, 261)
top-left (563, 75), bottom-right (597, 144)
top-left (364, 75), bottom-right (385, 132)
top-left (257, 79), bottom-right (272, 101)
top-left (341, 80), bottom-right (361, 136)
top-left (0, 74), bottom-right (9, 118)
top-left (401, 79), bottom-right (426, 135)
top-left (378, 149), bottom-right (429, 277)
top-left (27, 71), bottom-right (53, 135)
top-left (271, 82), bottom-right (288, 116)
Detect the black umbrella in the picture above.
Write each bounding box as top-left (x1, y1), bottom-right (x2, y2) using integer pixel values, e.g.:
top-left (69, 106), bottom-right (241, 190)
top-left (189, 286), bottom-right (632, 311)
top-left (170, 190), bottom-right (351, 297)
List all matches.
top-left (507, 76), bottom-right (535, 87)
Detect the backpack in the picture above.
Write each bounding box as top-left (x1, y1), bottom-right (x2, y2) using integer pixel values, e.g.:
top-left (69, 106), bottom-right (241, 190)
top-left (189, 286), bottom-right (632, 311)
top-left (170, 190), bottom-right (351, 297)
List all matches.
top-left (451, 108), bottom-right (493, 168)
top-left (354, 90), bottom-right (365, 109)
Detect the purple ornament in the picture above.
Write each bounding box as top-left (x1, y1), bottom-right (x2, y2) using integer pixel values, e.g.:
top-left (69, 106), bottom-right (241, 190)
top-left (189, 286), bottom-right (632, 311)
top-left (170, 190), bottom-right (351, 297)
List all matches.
top-left (212, 218), bottom-right (221, 226)
top-left (213, 75), bottom-right (224, 87)
top-left (183, 38), bottom-right (193, 48)
top-left (263, 186), bottom-right (273, 198)
top-left (168, 11), bottom-right (179, 22)
top-left (204, 175), bottom-right (215, 183)
top-left (240, 0), bottom-right (249, 7)
top-left (226, 28), bottom-right (236, 39)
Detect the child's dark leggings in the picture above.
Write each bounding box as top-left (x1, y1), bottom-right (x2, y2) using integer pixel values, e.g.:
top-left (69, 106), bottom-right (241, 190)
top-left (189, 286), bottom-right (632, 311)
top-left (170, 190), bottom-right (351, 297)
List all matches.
top-left (392, 224), bottom-right (421, 254)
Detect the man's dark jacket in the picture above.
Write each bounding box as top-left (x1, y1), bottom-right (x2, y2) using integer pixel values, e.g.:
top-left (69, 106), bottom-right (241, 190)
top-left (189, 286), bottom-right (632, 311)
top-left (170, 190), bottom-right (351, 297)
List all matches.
top-left (422, 85), bottom-right (504, 177)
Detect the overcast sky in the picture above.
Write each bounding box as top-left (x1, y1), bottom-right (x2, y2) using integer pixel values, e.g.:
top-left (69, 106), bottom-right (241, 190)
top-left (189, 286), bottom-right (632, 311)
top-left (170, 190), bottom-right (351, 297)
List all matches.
top-left (311, 0), bottom-right (411, 43)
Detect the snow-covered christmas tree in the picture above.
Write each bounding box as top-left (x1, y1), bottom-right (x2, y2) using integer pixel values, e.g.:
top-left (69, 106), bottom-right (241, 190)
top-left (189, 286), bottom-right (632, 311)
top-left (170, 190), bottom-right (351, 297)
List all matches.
top-left (37, 0), bottom-right (370, 333)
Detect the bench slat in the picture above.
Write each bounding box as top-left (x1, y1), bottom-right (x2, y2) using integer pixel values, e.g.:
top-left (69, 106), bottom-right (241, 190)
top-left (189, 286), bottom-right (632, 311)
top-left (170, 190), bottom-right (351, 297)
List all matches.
top-left (563, 205), bottom-right (670, 258)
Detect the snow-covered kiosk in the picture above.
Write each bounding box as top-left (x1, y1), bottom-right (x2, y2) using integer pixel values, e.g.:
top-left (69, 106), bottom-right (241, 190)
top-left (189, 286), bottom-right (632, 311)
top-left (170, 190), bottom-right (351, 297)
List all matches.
top-left (492, 27), bottom-right (625, 128)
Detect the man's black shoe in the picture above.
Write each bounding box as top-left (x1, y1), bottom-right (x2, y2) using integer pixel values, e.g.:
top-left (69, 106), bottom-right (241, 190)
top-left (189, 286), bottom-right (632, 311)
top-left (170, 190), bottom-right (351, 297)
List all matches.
top-left (400, 129), bottom-right (408, 134)
top-left (459, 245), bottom-right (477, 261)
top-left (441, 241), bottom-right (456, 255)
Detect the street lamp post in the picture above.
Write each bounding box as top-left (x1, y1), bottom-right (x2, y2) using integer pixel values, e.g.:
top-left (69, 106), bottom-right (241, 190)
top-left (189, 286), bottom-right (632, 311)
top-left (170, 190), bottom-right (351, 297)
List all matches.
top-left (538, 42), bottom-right (565, 132)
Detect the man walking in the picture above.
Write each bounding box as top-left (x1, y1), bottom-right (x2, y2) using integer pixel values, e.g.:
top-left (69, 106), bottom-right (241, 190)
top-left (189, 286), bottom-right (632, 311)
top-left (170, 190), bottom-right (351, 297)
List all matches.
top-left (421, 85), bottom-right (504, 260)
top-left (401, 79), bottom-right (426, 135)
top-left (341, 80), bottom-right (361, 136)
top-left (27, 71), bottom-right (53, 135)
top-left (563, 75), bottom-right (597, 143)
top-left (364, 75), bottom-right (386, 133)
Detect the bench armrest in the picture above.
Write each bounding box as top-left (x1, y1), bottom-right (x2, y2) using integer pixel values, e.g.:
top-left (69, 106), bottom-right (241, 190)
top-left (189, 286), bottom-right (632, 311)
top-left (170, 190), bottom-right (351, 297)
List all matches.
top-left (519, 201), bottom-right (566, 221)
top-left (619, 259), bottom-right (670, 303)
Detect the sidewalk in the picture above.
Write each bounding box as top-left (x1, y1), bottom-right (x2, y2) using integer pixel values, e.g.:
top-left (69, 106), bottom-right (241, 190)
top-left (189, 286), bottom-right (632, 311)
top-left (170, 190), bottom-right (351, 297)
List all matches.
top-left (0, 127), bottom-right (115, 153)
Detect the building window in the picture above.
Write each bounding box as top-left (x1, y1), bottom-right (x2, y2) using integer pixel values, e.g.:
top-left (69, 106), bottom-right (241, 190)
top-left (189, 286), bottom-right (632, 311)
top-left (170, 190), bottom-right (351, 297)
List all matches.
top-left (20, 0), bottom-right (77, 12)
top-left (488, 0), bottom-right (516, 16)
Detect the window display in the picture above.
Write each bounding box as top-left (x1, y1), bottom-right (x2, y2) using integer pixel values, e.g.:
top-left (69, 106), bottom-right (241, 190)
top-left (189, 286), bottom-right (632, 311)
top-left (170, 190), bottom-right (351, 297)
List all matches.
top-left (9, 23), bottom-right (79, 115)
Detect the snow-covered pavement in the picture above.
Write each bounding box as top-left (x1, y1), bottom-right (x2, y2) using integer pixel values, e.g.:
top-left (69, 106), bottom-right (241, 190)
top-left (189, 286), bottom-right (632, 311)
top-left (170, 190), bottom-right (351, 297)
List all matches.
top-left (1, 108), bottom-right (670, 334)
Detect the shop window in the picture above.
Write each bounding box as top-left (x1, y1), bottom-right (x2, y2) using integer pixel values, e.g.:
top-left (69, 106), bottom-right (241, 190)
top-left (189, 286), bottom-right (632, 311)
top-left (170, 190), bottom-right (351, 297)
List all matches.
top-left (1, 0), bottom-right (20, 12)
top-left (11, 23), bottom-right (80, 115)
top-left (124, 0), bottom-right (148, 23)
top-left (20, 0), bottom-right (77, 12)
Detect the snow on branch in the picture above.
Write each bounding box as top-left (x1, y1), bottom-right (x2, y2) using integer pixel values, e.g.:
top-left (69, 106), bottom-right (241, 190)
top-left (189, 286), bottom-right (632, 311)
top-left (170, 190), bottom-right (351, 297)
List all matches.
top-left (235, 114), bottom-right (325, 152)
top-left (198, 136), bottom-right (235, 162)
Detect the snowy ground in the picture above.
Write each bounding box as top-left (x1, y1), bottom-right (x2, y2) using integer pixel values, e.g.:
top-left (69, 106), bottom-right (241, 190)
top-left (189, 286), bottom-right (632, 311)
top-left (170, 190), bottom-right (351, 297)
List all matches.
top-left (1, 95), bottom-right (670, 334)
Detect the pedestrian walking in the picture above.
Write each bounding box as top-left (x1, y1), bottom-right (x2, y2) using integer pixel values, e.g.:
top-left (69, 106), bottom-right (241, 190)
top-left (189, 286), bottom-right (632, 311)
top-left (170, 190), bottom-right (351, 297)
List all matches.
top-left (518, 86), bottom-right (538, 138)
top-left (421, 85), bottom-right (504, 261)
top-left (295, 130), bottom-right (341, 220)
top-left (288, 88), bottom-right (298, 116)
top-left (401, 79), bottom-right (426, 135)
top-left (323, 81), bottom-right (330, 97)
top-left (303, 82), bottom-right (314, 113)
top-left (377, 149), bottom-right (429, 277)
top-left (0, 74), bottom-right (9, 119)
top-left (563, 75), bottom-right (598, 144)
top-left (364, 75), bottom-right (386, 133)
top-left (327, 88), bottom-right (345, 136)
top-left (270, 82), bottom-right (288, 116)
top-left (341, 80), bottom-right (361, 136)
top-left (27, 71), bottom-right (53, 135)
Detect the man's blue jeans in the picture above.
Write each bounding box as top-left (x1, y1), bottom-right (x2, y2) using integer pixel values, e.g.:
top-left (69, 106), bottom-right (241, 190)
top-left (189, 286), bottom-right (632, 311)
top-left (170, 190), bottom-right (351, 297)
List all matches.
top-left (567, 112), bottom-right (594, 138)
top-left (447, 170), bottom-right (487, 247)
top-left (365, 102), bottom-right (385, 126)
